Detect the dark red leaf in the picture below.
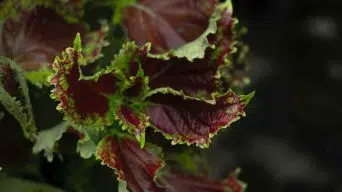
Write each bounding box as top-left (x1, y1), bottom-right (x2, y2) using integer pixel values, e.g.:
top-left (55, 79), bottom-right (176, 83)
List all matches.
top-left (128, 50), bottom-right (218, 98)
top-left (125, 6), bottom-right (236, 98)
top-left (209, 7), bottom-right (235, 66)
top-left (0, 4), bottom-right (107, 71)
top-left (116, 105), bottom-right (149, 147)
top-left (147, 90), bottom-right (245, 147)
top-left (96, 136), bottom-right (164, 192)
top-left (97, 135), bottom-right (246, 192)
top-left (50, 38), bottom-right (117, 126)
top-left (0, 7), bottom-right (85, 71)
top-left (123, 0), bottom-right (217, 53)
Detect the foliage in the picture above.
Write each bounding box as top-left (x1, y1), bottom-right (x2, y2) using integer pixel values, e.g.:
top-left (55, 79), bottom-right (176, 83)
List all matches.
top-left (0, 56), bottom-right (37, 141)
top-left (0, 0), bottom-right (253, 191)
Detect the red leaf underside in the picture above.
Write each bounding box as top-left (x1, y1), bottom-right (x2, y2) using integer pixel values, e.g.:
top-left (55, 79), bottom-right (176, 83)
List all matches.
top-left (97, 136), bottom-right (164, 192)
top-left (0, 7), bottom-right (85, 71)
top-left (97, 137), bottom-right (246, 192)
top-left (124, 0), bottom-right (217, 53)
top-left (129, 51), bottom-right (218, 98)
top-left (125, 7), bottom-right (236, 98)
top-left (147, 91), bottom-right (245, 146)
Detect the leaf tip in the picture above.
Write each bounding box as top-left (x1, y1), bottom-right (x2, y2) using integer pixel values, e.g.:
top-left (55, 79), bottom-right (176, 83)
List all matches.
top-left (240, 91), bottom-right (255, 106)
top-left (73, 33), bottom-right (82, 50)
top-left (136, 132), bottom-right (146, 148)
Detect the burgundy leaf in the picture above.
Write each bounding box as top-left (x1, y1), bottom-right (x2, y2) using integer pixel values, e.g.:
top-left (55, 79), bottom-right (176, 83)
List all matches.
top-left (209, 7), bottom-right (235, 66)
top-left (0, 5), bottom-right (107, 72)
top-left (129, 51), bottom-right (218, 99)
top-left (117, 105), bottom-right (149, 147)
top-left (97, 135), bottom-right (246, 192)
top-left (125, 5), bottom-right (236, 98)
top-left (50, 35), bottom-right (117, 126)
top-left (96, 136), bottom-right (165, 192)
top-left (123, 0), bottom-right (217, 53)
top-left (147, 90), bottom-right (245, 147)
top-left (0, 7), bottom-right (85, 71)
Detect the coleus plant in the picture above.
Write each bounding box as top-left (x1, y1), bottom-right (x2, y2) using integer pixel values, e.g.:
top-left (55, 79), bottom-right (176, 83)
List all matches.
top-left (0, 0), bottom-right (253, 191)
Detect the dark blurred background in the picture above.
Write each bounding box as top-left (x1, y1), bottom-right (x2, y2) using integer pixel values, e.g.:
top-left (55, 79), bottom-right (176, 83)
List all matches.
top-left (209, 0), bottom-right (342, 191)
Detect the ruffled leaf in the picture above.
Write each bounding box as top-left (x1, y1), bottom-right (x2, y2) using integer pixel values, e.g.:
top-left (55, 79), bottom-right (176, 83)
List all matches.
top-left (49, 34), bottom-right (118, 127)
top-left (96, 135), bottom-right (165, 192)
top-left (25, 66), bottom-right (53, 88)
top-left (130, 51), bottom-right (220, 99)
top-left (0, 5), bottom-right (109, 88)
top-left (209, 2), bottom-right (236, 66)
top-left (215, 9), bottom-right (250, 92)
top-left (32, 121), bottom-right (69, 162)
top-left (49, 38), bottom-right (151, 142)
top-left (146, 90), bottom-right (247, 148)
top-left (0, 56), bottom-right (37, 141)
top-left (77, 134), bottom-right (97, 159)
top-left (123, 0), bottom-right (220, 60)
top-left (48, 0), bottom-right (249, 146)
top-left (123, 2), bottom-right (236, 99)
top-left (116, 105), bottom-right (149, 148)
top-left (0, 6), bottom-right (86, 71)
top-left (96, 135), bottom-right (246, 192)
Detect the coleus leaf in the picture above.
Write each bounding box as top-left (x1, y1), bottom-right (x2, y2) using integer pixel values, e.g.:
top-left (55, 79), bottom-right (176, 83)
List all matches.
top-left (115, 42), bottom-right (237, 147)
top-left (116, 105), bottom-right (149, 148)
top-left (96, 135), bottom-right (246, 192)
top-left (0, 6), bottom-right (108, 72)
top-left (129, 50), bottom-right (220, 99)
top-left (0, 0), bottom-right (86, 23)
top-left (77, 134), bottom-right (97, 159)
top-left (49, 35), bottom-right (153, 147)
top-left (0, 6), bottom-right (85, 71)
top-left (32, 121), bottom-right (69, 162)
top-left (0, 56), bottom-right (37, 141)
top-left (117, 66), bottom-right (152, 147)
top-left (49, 34), bottom-right (117, 128)
top-left (50, 0), bottom-right (251, 147)
top-left (50, 38), bottom-right (251, 147)
top-left (25, 66), bottom-right (53, 88)
top-left (146, 90), bottom-right (247, 148)
top-left (96, 135), bottom-right (165, 192)
top-left (111, 42), bottom-right (250, 147)
top-left (123, 1), bottom-right (237, 99)
top-left (123, 0), bottom-right (221, 60)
